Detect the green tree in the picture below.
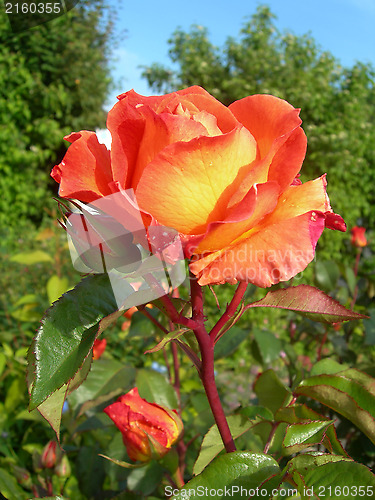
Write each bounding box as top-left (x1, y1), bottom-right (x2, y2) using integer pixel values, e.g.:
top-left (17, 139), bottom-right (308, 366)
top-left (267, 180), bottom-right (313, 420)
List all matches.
top-left (0, 0), bottom-right (115, 239)
top-left (142, 5), bottom-right (375, 256)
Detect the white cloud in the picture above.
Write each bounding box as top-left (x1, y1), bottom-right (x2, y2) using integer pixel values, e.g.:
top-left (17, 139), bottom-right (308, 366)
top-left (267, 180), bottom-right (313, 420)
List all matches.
top-left (106, 47), bottom-right (153, 109)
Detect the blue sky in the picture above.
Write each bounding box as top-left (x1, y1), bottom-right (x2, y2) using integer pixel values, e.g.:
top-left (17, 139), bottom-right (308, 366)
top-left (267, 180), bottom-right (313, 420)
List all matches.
top-left (106, 0), bottom-right (375, 107)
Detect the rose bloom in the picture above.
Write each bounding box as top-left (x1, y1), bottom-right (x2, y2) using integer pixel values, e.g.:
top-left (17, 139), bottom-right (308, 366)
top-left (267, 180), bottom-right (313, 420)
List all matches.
top-left (104, 388), bottom-right (183, 462)
top-left (351, 226), bottom-right (367, 248)
top-left (51, 86), bottom-right (346, 287)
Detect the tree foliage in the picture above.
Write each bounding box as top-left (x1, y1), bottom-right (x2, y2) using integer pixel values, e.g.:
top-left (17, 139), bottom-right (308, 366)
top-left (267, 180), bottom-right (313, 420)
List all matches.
top-left (0, 1), bottom-right (114, 236)
top-left (142, 5), bottom-right (375, 256)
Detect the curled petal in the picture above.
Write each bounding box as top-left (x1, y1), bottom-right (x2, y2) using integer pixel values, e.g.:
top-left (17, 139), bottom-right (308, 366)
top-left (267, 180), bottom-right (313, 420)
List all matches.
top-left (190, 211), bottom-right (326, 288)
top-left (187, 181), bottom-right (280, 255)
top-left (51, 131), bottom-right (113, 202)
top-left (325, 212), bottom-right (347, 232)
top-left (229, 94), bottom-right (307, 191)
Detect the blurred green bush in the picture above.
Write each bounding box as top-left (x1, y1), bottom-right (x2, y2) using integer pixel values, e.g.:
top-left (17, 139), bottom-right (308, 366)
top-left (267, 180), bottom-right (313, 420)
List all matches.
top-left (0, 0), bottom-right (114, 244)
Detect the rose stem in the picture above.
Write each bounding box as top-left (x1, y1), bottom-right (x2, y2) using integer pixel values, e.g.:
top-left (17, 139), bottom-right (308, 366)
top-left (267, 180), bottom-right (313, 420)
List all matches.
top-left (209, 282), bottom-right (248, 340)
top-left (138, 306), bottom-right (169, 334)
top-left (144, 273), bottom-right (197, 330)
top-left (189, 273), bottom-right (236, 453)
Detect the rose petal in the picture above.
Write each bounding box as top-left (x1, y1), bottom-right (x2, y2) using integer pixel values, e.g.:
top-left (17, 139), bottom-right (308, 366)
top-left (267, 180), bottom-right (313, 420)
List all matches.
top-left (107, 99), bottom-right (146, 189)
top-left (130, 107), bottom-right (213, 187)
top-left (135, 127), bottom-right (257, 234)
top-left (229, 94), bottom-right (307, 190)
top-left (325, 212), bottom-right (347, 232)
top-left (191, 181), bottom-right (280, 254)
top-left (117, 86), bottom-right (238, 133)
top-left (51, 131), bottom-right (113, 202)
top-left (190, 211), bottom-right (325, 288)
top-left (261, 175), bottom-right (331, 227)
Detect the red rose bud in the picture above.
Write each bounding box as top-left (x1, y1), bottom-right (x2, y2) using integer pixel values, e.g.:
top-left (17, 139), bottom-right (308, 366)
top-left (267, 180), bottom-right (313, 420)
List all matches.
top-left (40, 441), bottom-right (57, 469)
top-left (351, 226), bottom-right (367, 248)
top-left (55, 455), bottom-right (71, 478)
top-left (104, 388), bottom-right (183, 462)
top-left (93, 338), bottom-right (107, 360)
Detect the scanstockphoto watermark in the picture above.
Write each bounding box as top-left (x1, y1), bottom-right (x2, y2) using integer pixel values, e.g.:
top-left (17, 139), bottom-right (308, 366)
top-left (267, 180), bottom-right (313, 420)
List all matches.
top-left (165, 485), bottom-right (301, 498)
top-left (165, 485), bottom-right (375, 498)
top-left (3, 0), bottom-right (79, 33)
top-left (61, 190), bottom-right (186, 311)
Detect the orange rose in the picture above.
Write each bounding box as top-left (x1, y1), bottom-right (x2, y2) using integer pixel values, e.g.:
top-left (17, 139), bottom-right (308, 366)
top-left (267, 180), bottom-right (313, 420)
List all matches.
top-left (104, 388), bottom-right (183, 462)
top-left (351, 226), bottom-right (367, 248)
top-left (51, 86), bottom-right (345, 288)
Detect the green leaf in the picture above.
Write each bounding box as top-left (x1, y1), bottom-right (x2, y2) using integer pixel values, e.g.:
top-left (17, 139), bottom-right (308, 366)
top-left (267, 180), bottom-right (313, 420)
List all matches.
top-left (274, 402), bottom-right (347, 456)
top-left (345, 266), bottom-right (357, 296)
top-left (68, 358), bottom-right (135, 414)
top-left (287, 453), bottom-right (352, 473)
top-left (76, 445), bottom-right (106, 499)
top-left (136, 369), bottom-right (178, 409)
top-left (275, 403), bottom-right (325, 424)
top-left (34, 383), bottom-right (67, 440)
top-left (364, 308), bottom-right (375, 345)
top-left (27, 350), bottom-right (92, 439)
top-left (172, 452), bottom-right (280, 499)
top-left (295, 368), bottom-right (375, 445)
top-left (214, 326), bottom-right (249, 360)
top-left (11, 294), bottom-right (41, 322)
top-left (152, 297), bottom-right (191, 319)
top-left (127, 311), bottom-right (157, 338)
top-left (253, 369), bottom-right (293, 414)
top-left (303, 460), bottom-right (375, 497)
top-left (46, 274), bottom-right (69, 304)
top-left (4, 376), bottom-right (25, 413)
top-left (10, 250), bottom-right (53, 265)
top-left (246, 285), bottom-right (366, 323)
top-left (28, 274), bottom-right (123, 410)
top-left (0, 468), bottom-right (29, 500)
top-left (144, 328), bottom-right (190, 354)
top-left (0, 352), bottom-right (6, 377)
top-left (99, 454), bottom-right (144, 469)
top-left (127, 461), bottom-right (164, 495)
top-left (282, 421), bottom-right (333, 455)
top-left (315, 260), bottom-right (340, 292)
top-left (193, 415), bottom-right (254, 475)
top-left (310, 358), bottom-right (348, 376)
top-left (253, 329), bottom-right (282, 364)
top-left (214, 301), bottom-right (246, 342)
top-left (240, 406), bottom-right (274, 422)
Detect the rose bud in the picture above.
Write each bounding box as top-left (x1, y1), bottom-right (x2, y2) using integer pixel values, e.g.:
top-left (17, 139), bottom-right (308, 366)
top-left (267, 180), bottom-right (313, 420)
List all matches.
top-left (40, 441), bottom-right (57, 469)
top-left (351, 226), bottom-right (367, 248)
top-left (104, 388), bottom-right (183, 462)
top-left (55, 455), bottom-right (71, 478)
top-left (92, 338), bottom-right (107, 360)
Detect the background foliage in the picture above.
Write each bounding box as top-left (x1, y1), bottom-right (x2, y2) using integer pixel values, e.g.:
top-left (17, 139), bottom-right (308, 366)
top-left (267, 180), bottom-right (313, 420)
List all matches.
top-left (0, 0), bottom-right (114, 243)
